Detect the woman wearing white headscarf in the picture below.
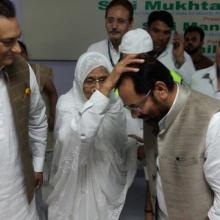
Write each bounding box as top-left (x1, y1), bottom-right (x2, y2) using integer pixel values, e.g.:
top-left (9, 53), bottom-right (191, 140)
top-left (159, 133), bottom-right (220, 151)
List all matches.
top-left (47, 52), bottom-right (138, 220)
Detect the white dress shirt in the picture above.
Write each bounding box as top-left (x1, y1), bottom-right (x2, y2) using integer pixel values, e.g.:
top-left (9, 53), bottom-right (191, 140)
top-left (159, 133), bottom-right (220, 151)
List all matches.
top-left (0, 64), bottom-right (47, 220)
top-left (191, 64), bottom-right (220, 100)
top-left (157, 85), bottom-right (220, 220)
top-left (158, 44), bottom-right (195, 85)
top-left (87, 39), bottom-right (121, 69)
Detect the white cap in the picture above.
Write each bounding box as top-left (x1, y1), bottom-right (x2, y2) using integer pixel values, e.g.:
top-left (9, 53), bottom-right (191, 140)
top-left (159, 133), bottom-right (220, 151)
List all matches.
top-left (119, 28), bottom-right (153, 54)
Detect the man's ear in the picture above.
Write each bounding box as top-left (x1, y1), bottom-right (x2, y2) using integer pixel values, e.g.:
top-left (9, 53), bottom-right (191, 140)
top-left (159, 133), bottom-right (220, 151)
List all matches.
top-left (128, 20), bottom-right (133, 30)
top-left (153, 81), bottom-right (169, 101)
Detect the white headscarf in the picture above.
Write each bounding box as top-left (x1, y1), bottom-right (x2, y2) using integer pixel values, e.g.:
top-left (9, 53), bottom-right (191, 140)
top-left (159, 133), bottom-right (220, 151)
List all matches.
top-left (47, 52), bottom-right (137, 220)
top-left (119, 28), bottom-right (153, 54)
top-left (71, 51), bottom-right (112, 110)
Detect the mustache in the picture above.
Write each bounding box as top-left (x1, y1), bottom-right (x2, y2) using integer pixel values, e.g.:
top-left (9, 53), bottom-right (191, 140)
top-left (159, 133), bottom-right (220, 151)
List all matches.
top-left (186, 43), bottom-right (193, 49)
top-left (109, 29), bottom-right (120, 34)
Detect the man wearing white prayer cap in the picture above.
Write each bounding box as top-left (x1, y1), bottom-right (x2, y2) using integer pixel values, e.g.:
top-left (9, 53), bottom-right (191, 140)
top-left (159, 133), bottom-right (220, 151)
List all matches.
top-left (145, 10), bottom-right (195, 85)
top-left (119, 28), bottom-right (153, 55)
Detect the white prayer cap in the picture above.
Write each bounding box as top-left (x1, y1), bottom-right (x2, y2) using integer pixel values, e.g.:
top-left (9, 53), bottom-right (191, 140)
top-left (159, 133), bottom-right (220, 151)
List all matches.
top-left (119, 28), bottom-right (153, 54)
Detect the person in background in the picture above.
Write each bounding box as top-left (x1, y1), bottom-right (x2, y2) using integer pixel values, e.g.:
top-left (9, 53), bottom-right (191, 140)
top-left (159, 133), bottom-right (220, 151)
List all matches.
top-left (190, 41), bottom-right (220, 100)
top-left (18, 40), bottom-right (58, 138)
top-left (0, 0), bottom-right (47, 219)
top-left (184, 26), bottom-right (213, 71)
top-left (18, 40), bottom-right (58, 220)
top-left (47, 52), bottom-right (140, 220)
top-left (145, 10), bottom-right (195, 85)
top-left (87, 0), bottom-right (133, 68)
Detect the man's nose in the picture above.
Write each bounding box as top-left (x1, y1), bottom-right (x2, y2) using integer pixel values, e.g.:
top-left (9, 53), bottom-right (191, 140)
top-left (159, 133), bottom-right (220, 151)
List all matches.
top-left (111, 20), bottom-right (118, 29)
top-left (158, 33), bottom-right (164, 41)
top-left (11, 41), bottom-right (21, 54)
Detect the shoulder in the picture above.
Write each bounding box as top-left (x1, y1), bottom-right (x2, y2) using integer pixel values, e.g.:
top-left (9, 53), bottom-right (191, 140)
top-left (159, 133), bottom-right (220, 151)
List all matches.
top-left (201, 55), bottom-right (214, 67)
top-left (206, 111), bottom-right (220, 142)
top-left (158, 44), bottom-right (173, 60)
top-left (5, 55), bottom-right (29, 77)
top-left (194, 64), bottom-right (216, 75)
top-left (31, 63), bottom-right (53, 76)
top-left (190, 89), bottom-right (220, 109)
top-left (87, 39), bottom-right (108, 52)
top-left (57, 90), bottom-right (74, 112)
top-left (32, 63), bottom-right (52, 71)
top-left (209, 111), bottom-right (220, 128)
top-left (166, 44), bottom-right (191, 59)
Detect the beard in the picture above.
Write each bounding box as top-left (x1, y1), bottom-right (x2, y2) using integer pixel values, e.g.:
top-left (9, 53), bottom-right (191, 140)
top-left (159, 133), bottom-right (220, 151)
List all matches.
top-left (139, 96), bottom-right (170, 125)
top-left (110, 37), bottom-right (121, 49)
top-left (142, 107), bottom-right (168, 124)
top-left (152, 43), bottom-right (167, 57)
top-left (185, 44), bottom-right (201, 55)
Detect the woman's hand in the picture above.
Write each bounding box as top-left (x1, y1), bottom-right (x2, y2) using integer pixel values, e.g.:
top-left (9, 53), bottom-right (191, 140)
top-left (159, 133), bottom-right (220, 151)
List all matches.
top-left (99, 55), bottom-right (144, 96)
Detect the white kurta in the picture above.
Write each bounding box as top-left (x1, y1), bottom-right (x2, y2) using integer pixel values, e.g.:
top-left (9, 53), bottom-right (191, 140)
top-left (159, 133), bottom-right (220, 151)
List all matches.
top-left (0, 65), bottom-right (47, 220)
top-left (88, 39), bottom-right (120, 69)
top-left (47, 52), bottom-right (137, 220)
top-left (157, 44), bottom-right (195, 85)
top-left (190, 64), bottom-right (220, 100)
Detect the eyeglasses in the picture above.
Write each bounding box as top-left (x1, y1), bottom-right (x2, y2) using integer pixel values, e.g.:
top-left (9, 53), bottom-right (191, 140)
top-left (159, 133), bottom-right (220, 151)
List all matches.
top-left (84, 76), bottom-right (107, 88)
top-left (0, 38), bottom-right (18, 48)
top-left (124, 90), bottom-right (151, 112)
top-left (106, 17), bottom-right (129, 25)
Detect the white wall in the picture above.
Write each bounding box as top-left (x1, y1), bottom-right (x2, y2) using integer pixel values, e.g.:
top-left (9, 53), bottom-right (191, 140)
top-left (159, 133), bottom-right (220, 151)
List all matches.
top-left (13, 0), bottom-right (76, 96)
top-left (31, 60), bottom-right (76, 96)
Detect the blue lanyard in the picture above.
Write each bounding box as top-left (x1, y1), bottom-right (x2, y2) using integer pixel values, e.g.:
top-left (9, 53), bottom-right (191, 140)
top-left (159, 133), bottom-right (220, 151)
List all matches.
top-left (107, 40), bottom-right (121, 67)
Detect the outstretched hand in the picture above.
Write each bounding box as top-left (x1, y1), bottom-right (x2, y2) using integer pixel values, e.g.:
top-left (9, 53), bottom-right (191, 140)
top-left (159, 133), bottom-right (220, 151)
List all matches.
top-left (100, 54), bottom-right (144, 96)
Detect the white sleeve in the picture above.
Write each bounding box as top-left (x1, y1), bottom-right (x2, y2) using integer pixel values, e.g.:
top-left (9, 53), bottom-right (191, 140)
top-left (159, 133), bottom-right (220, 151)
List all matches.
top-left (70, 90), bottom-right (109, 165)
top-left (28, 64), bottom-right (48, 172)
top-left (87, 43), bottom-right (95, 52)
top-left (204, 111), bottom-right (220, 220)
top-left (73, 90), bottom-right (109, 137)
top-left (174, 52), bottom-right (195, 86)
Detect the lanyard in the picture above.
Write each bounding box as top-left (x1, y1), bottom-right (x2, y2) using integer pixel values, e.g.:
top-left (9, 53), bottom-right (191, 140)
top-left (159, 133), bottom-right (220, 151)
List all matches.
top-left (107, 40), bottom-right (121, 67)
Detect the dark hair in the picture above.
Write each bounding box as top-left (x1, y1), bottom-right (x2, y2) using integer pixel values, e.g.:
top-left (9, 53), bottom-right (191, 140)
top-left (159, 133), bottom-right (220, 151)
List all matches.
top-left (105, 0), bottom-right (134, 22)
top-left (147, 10), bottom-right (174, 29)
top-left (18, 40), bottom-right (28, 57)
top-left (0, 0), bottom-right (16, 17)
top-left (116, 54), bottom-right (174, 95)
top-left (184, 26), bottom-right (205, 41)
